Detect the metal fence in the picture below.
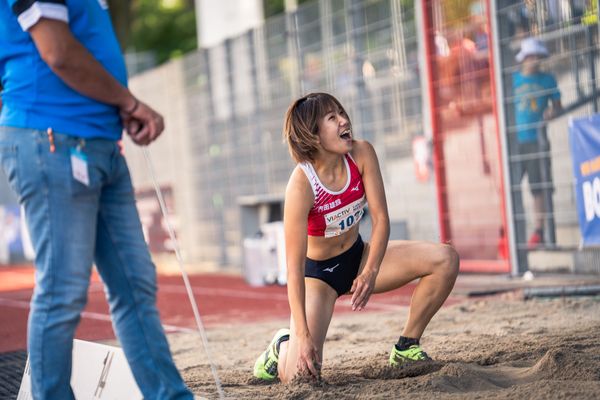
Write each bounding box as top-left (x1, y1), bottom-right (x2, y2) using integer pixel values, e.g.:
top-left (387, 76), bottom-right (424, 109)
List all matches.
top-left (126, 0), bottom-right (432, 268)
top-left (125, 0), bottom-right (600, 274)
top-left (494, 0), bottom-right (600, 273)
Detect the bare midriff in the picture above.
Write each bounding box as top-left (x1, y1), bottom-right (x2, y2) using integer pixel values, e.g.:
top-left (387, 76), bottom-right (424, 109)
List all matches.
top-left (306, 224), bottom-right (360, 260)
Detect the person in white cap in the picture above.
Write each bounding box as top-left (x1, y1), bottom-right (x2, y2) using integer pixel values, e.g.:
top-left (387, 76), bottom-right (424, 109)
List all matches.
top-left (512, 37), bottom-right (562, 248)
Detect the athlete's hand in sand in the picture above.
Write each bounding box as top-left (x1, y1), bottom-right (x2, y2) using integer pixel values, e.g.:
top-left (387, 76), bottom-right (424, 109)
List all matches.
top-left (297, 333), bottom-right (321, 380)
top-left (120, 98), bottom-right (164, 146)
top-left (350, 268), bottom-right (378, 311)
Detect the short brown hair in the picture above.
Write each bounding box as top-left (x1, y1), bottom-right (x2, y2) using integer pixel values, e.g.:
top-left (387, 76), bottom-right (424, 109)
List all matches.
top-left (283, 92), bottom-right (351, 163)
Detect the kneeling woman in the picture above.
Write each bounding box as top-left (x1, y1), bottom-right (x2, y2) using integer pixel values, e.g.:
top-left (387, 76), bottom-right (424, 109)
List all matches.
top-left (253, 93), bottom-right (459, 382)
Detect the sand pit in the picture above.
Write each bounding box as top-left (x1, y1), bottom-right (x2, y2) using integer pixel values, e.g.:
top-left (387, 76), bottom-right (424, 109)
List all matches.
top-left (170, 293), bottom-right (600, 399)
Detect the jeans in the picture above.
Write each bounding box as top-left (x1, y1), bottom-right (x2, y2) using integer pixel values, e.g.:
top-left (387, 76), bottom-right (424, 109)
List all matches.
top-left (0, 126), bottom-right (193, 400)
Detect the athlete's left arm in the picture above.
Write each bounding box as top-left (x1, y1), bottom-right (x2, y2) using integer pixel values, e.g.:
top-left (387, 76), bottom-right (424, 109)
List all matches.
top-left (349, 140), bottom-right (390, 310)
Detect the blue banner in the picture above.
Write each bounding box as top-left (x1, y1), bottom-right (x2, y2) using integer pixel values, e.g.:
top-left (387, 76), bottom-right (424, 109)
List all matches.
top-left (569, 114), bottom-right (600, 245)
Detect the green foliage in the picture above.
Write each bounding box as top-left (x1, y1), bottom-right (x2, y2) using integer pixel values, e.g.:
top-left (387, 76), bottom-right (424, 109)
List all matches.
top-left (130, 0), bottom-right (197, 64)
top-left (263, 0), bottom-right (313, 18)
top-left (400, 0), bottom-right (415, 12)
top-left (263, 0), bottom-right (285, 17)
top-left (107, 0), bottom-right (133, 50)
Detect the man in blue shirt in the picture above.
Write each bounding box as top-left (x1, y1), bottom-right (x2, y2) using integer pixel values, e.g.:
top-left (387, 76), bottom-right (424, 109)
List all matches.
top-left (512, 37), bottom-right (562, 248)
top-left (0, 1), bottom-right (194, 399)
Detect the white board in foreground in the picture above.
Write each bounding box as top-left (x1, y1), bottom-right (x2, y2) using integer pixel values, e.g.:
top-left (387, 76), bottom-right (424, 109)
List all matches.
top-left (17, 339), bottom-right (142, 400)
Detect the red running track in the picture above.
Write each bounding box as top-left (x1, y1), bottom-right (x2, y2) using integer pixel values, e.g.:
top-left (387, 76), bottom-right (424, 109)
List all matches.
top-left (0, 265), bottom-right (460, 353)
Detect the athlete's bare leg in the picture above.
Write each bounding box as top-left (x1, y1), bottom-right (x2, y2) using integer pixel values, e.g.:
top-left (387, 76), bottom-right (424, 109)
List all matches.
top-left (278, 278), bottom-right (337, 383)
top-left (278, 241), bottom-right (457, 382)
top-left (363, 241), bottom-right (459, 339)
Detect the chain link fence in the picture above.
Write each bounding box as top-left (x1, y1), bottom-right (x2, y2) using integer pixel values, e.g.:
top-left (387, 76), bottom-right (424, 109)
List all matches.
top-left (125, 0), bottom-right (599, 273)
top-left (495, 0), bottom-right (600, 273)
top-left (126, 0), bottom-right (433, 268)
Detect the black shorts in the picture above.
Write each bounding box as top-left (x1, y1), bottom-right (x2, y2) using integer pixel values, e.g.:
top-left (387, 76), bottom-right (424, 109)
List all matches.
top-left (518, 142), bottom-right (554, 196)
top-left (305, 235), bottom-right (365, 297)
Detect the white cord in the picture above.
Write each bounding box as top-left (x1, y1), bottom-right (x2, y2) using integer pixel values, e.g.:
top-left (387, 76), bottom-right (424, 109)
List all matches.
top-left (142, 148), bottom-right (225, 400)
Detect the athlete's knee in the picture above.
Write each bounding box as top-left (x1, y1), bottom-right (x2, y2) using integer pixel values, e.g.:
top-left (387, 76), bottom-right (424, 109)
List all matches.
top-left (434, 244), bottom-right (460, 279)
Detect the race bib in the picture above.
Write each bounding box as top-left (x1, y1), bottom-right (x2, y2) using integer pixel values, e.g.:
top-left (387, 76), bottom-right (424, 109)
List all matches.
top-left (323, 196), bottom-right (366, 238)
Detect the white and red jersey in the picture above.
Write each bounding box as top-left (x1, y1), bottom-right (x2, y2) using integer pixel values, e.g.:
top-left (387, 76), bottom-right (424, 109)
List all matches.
top-left (299, 154), bottom-right (367, 237)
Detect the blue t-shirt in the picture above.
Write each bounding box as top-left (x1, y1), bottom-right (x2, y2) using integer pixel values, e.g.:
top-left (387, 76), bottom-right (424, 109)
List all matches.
top-left (512, 71), bottom-right (561, 143)
top-left (0, 0), bottom-right (127, 140)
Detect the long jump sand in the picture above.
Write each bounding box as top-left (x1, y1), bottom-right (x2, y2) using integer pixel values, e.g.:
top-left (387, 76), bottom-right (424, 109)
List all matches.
top-left (169, 292), bottom-right (600, 399)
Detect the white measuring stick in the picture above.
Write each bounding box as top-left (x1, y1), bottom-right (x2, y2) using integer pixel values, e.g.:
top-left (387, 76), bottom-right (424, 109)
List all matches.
top-left (142, 148), bottom-right (225, 399)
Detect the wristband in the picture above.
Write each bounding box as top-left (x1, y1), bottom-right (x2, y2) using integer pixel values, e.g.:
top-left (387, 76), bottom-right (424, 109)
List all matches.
top-left (124, 98), bottom-right (139, 115)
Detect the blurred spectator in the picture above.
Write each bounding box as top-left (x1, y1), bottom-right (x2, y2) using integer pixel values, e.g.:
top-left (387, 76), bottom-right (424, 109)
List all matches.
top-left (302, 54), bottom-right (323, 91)
top-left (148, 211), bottom-right (171, 253)
top-left (435, 31), bottom-right (450, 57)
top-left (512, 37), bottom-right (562, 248)
top-left (582, 0), bottom-right (599, 25)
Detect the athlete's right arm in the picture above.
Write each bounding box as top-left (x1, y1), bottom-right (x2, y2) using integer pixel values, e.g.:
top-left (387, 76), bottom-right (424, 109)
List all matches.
top-left (26, 18), bottom-right (162, 145)
top-left (283, 167), bottom-right (320, 378)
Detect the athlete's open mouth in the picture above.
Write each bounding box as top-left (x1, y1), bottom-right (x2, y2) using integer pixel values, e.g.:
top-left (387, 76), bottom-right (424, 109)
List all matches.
top-left (339, 129), bottom-right (352, 140)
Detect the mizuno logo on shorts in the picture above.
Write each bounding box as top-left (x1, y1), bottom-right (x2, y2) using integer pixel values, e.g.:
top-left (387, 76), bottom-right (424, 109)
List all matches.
top-left (323, 263), bottom-right (340, 273)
